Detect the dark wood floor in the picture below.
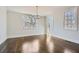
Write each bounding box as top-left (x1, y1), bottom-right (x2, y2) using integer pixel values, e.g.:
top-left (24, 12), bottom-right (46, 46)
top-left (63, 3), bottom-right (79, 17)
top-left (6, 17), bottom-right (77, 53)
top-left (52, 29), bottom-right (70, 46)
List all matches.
top-left (0, 34), bottom-right (79, 53)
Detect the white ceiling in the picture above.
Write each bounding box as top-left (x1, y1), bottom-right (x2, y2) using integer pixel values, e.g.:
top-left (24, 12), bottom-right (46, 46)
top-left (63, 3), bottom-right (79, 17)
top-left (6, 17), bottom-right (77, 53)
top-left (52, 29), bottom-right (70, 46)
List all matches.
top-left (7, 6), bottom-right (70, 16)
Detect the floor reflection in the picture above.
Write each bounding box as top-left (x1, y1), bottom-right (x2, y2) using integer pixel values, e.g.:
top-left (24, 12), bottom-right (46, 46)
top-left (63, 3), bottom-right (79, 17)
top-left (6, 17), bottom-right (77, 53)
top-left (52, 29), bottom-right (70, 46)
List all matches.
top-left (22, 39), bottom-right (40, 53)
top-left (46, 34), bottom-right (54, 53)
top-left (64, 48), bottom-right (76, 53)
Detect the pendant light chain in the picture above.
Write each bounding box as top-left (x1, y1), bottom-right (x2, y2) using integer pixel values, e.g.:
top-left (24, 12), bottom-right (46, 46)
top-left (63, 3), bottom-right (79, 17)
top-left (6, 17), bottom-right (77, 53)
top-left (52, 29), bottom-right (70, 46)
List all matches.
top-left (36, 6), bottom-right (39, 19)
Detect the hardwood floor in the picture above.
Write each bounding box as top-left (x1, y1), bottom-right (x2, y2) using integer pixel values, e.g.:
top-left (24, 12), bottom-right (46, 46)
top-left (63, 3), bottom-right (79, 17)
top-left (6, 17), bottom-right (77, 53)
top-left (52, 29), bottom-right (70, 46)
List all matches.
top-left (0, 34), bottom-right (79, 53)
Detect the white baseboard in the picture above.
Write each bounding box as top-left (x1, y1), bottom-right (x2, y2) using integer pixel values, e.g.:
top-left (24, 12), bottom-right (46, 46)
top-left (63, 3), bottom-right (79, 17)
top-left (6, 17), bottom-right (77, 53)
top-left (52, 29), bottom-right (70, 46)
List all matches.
top-left (7, 33), bottom-right (45, 39)
top-left (52, 34), bottom-right (79, 44)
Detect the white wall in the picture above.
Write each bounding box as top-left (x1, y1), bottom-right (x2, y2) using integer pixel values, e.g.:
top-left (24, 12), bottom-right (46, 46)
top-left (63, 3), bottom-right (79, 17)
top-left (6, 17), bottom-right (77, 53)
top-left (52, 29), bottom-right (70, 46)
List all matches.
top-left (0, 7), bottom-right (7, 44)
top-left (52, 7), bottom-right (79, 44)
top-left (7, 11), bottom-right (45, 38)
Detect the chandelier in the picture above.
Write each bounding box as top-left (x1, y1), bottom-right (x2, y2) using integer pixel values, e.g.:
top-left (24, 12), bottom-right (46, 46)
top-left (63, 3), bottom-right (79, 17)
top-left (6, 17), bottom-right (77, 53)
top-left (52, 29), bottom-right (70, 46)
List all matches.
top-left (23, 6), bottom-right (41, 28)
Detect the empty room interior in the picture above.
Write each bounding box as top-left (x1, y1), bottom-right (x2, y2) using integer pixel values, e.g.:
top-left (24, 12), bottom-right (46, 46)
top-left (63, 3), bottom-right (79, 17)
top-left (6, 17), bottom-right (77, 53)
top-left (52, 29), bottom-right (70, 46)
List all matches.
top-left (0, 6), bottom-right (79, 53)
